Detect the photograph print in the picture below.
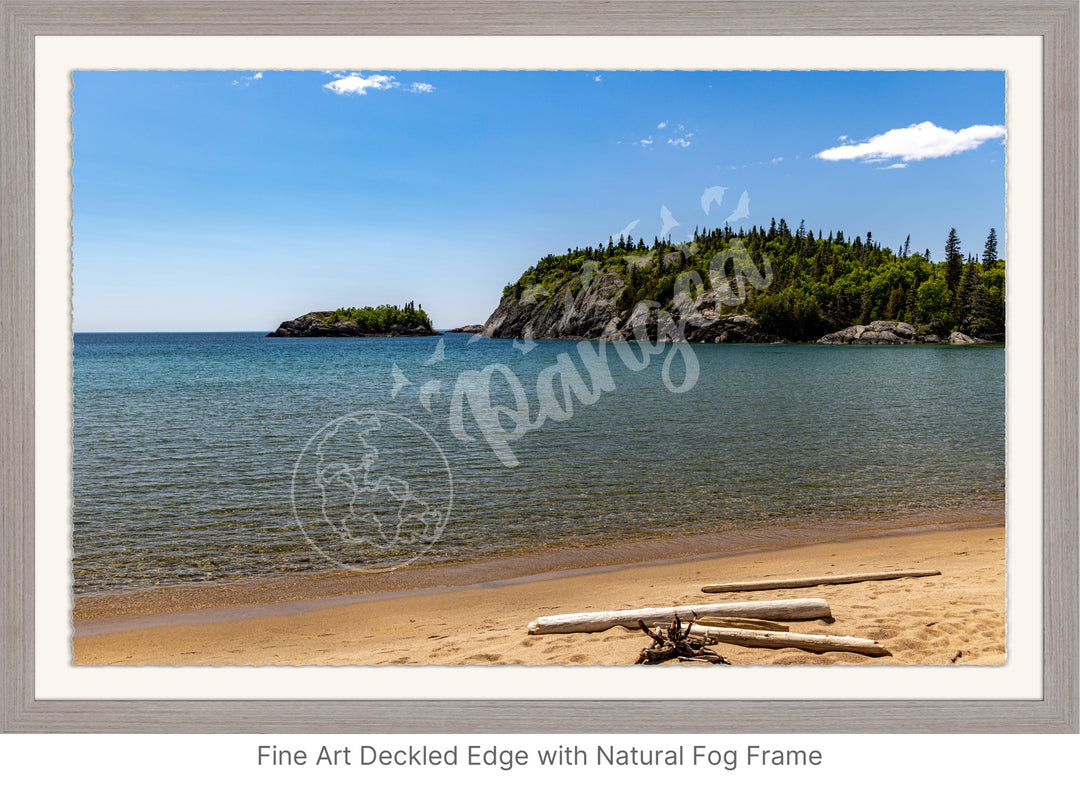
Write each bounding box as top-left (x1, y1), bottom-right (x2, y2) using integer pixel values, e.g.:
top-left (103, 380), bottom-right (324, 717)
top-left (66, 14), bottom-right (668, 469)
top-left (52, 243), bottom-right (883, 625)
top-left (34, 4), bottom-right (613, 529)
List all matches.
top-left (70, 69), bottom-right (1007, 668)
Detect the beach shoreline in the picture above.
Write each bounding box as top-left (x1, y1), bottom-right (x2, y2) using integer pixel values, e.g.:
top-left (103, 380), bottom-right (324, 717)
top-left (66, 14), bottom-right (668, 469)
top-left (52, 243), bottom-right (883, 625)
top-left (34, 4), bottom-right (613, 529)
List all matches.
top-left (72, 506), bottom-right (1006, 666)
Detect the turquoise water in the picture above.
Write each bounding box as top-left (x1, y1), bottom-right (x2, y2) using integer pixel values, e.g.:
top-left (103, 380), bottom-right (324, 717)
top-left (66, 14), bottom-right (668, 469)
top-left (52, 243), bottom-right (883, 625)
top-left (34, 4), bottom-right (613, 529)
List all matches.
top-left (72, 332), bottom-right (1005, 594)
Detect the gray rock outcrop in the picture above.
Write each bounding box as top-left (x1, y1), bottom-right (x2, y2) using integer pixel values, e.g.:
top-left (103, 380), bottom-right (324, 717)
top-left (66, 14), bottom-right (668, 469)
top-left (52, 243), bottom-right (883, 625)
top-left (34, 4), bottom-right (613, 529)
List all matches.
top-left (482, 272), bottom-right (782, 343)
top-left (817, 321), bottom-right (919, 345)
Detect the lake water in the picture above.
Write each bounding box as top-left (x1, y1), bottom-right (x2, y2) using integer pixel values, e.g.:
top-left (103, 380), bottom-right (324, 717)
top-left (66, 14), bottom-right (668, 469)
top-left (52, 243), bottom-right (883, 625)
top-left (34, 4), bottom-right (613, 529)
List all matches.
top-left (72, 332), bottom-right (1005, 595)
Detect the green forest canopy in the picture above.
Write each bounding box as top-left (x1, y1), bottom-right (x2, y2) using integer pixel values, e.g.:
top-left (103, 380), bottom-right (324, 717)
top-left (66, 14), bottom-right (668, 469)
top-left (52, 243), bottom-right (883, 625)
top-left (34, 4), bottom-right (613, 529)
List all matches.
top-left (325, 301), bottom-right (432, 332)
top-left (502, 222), bottom-right (1005, 341)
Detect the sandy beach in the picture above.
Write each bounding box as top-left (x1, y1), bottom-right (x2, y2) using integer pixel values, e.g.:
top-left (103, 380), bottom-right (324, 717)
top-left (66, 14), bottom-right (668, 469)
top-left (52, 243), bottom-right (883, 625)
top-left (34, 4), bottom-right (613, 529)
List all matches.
top-left (72, 509), bottom-right (1005, 667)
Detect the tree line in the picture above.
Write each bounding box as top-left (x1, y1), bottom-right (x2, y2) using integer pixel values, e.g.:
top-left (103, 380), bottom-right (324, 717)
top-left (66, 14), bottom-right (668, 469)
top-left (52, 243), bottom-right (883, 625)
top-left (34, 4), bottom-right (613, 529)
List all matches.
top-left (503, 222), bottom-right (1005, 341)
top-left (325, 301), bottom-right (432, 332)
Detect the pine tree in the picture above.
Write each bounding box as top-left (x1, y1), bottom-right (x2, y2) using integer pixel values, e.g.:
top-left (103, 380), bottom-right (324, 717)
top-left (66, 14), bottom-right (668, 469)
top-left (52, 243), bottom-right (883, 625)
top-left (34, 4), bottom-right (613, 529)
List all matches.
top-left (956, 261), bottom-right (987, 334)
top-left (944, 228), bottom-right (963, 299)
top-left (982, 228), bottom-right (998, 270)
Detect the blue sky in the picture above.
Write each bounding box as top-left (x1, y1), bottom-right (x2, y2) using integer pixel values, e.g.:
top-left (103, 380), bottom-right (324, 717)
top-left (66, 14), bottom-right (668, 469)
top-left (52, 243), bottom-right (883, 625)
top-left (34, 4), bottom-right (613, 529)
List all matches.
top-left (72, 70), bottom-right (1006, 331)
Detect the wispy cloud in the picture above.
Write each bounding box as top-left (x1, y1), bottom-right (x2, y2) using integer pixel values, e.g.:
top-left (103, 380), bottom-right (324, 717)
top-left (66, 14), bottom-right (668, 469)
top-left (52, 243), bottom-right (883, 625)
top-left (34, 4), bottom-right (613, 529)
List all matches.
top-left (637, 136), bottom-right (654, 147)
top-left (231, 72), bottom-right (263, 87)
top-left (771, 156), bottom-right (784, 164)
top-left (667, 136), bottom-right (691, 148)
top-left (657, 120), bottom-right (668, 129)
top-left (323, 72), bottom-right (399, 96)
top-left (880, 163), bottom-right (908, 170)
top-left (594, 75), bottom-right (603, 83)
top-left (407, 82), bottom-right (435, 93)
top-left (815, 121), bottom-right (1005, 164)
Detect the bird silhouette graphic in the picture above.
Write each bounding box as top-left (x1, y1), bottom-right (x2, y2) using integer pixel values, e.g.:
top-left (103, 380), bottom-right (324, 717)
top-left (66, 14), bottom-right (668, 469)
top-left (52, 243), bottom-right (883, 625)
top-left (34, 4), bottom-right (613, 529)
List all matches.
top-left (724, 190), bottom-right (750, 224)
top-left (660, 205), bottom-right (680, 238)
top-left (700, 186), bottom-right (727, 215)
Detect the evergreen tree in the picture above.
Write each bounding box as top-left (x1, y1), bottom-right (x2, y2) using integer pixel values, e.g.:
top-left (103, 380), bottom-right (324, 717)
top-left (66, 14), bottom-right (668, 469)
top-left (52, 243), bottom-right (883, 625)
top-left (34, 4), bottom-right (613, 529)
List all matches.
top-left (956, 261), bottom-right (988, 334)
top-left (944, 228), bottom-right (963, 298)
top-left (982, 228), bottom-right (998, 270)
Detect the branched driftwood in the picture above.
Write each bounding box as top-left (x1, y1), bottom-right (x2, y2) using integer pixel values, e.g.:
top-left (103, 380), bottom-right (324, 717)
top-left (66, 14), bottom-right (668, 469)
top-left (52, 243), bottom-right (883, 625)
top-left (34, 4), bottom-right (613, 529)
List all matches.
top-left (634, 615), bottom-right (731, 665)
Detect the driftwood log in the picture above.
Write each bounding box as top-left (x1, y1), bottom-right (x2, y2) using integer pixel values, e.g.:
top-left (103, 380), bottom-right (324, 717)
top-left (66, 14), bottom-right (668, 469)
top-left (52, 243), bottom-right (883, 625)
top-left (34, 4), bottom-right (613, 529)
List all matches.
top-left (635, 617), bottom-right (731, 665)
top-left (701, 569), bottom-right (940, 594)
top-left (692, 616), bottom-right (789, 632)
top-left (687, 623), bottom-right (891, 656)
top-left (527, 599), bottom-right (831, 635)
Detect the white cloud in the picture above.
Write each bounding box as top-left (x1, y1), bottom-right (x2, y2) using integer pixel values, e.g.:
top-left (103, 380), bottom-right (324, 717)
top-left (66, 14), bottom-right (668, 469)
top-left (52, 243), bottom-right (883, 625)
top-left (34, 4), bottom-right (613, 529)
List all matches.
top-left (594, 75), bottom-right (603, 83)
top-left (324, 72), bottom-right (399, 95)
top-left (657, 120), bottom-right (668, 129)
top-left (638, 136), bottom-right (654, 147)
top-left (771, 156), bottom-right (784, 164)
top-left (231, 72), bottom-right (263, 87)
top-left (815, 121), bottom-right (1006, 164)
top-left (407, 82), bottom-right (435, 93)
top-left (880, 163), bottom-right (908, 170)
top-left (667, 137), bottom-right (691, 148)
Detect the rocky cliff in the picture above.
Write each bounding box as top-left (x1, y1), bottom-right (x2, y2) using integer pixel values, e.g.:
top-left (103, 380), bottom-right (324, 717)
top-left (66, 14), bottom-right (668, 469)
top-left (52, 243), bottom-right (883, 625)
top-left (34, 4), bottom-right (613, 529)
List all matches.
top-left (482, 273), bottom-right (781, 343)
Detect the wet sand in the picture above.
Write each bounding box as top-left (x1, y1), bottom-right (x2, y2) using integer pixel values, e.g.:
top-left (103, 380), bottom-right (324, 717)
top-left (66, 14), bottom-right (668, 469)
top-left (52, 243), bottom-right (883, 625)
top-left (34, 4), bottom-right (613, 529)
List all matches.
top-left (72, 508), bottom-right (1006, 666)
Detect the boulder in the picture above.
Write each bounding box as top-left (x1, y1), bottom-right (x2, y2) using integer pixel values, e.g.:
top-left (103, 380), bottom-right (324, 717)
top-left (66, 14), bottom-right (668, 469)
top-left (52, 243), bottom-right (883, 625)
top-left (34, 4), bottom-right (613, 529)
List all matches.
top-left (818, 321), bottom-right (919, 345)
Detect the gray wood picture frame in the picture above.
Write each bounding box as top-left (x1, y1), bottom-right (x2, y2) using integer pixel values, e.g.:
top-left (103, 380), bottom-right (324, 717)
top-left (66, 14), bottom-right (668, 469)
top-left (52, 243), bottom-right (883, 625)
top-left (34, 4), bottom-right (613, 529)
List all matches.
top-left (1, 0), bottom-right (1076, 733)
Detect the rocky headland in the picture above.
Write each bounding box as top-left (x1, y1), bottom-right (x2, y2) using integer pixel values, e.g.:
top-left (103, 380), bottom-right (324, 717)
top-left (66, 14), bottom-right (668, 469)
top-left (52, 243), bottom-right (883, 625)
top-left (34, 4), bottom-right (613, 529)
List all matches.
top-left (482, 277), bottom-right (782, 343)
top-left (482, 283), bottom-right (994, 346)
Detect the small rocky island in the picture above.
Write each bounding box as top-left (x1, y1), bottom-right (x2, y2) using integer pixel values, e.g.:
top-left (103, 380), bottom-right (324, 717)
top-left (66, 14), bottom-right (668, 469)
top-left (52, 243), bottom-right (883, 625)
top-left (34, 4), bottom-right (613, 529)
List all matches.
top-left (267, 302), bottom-right (439, 337)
